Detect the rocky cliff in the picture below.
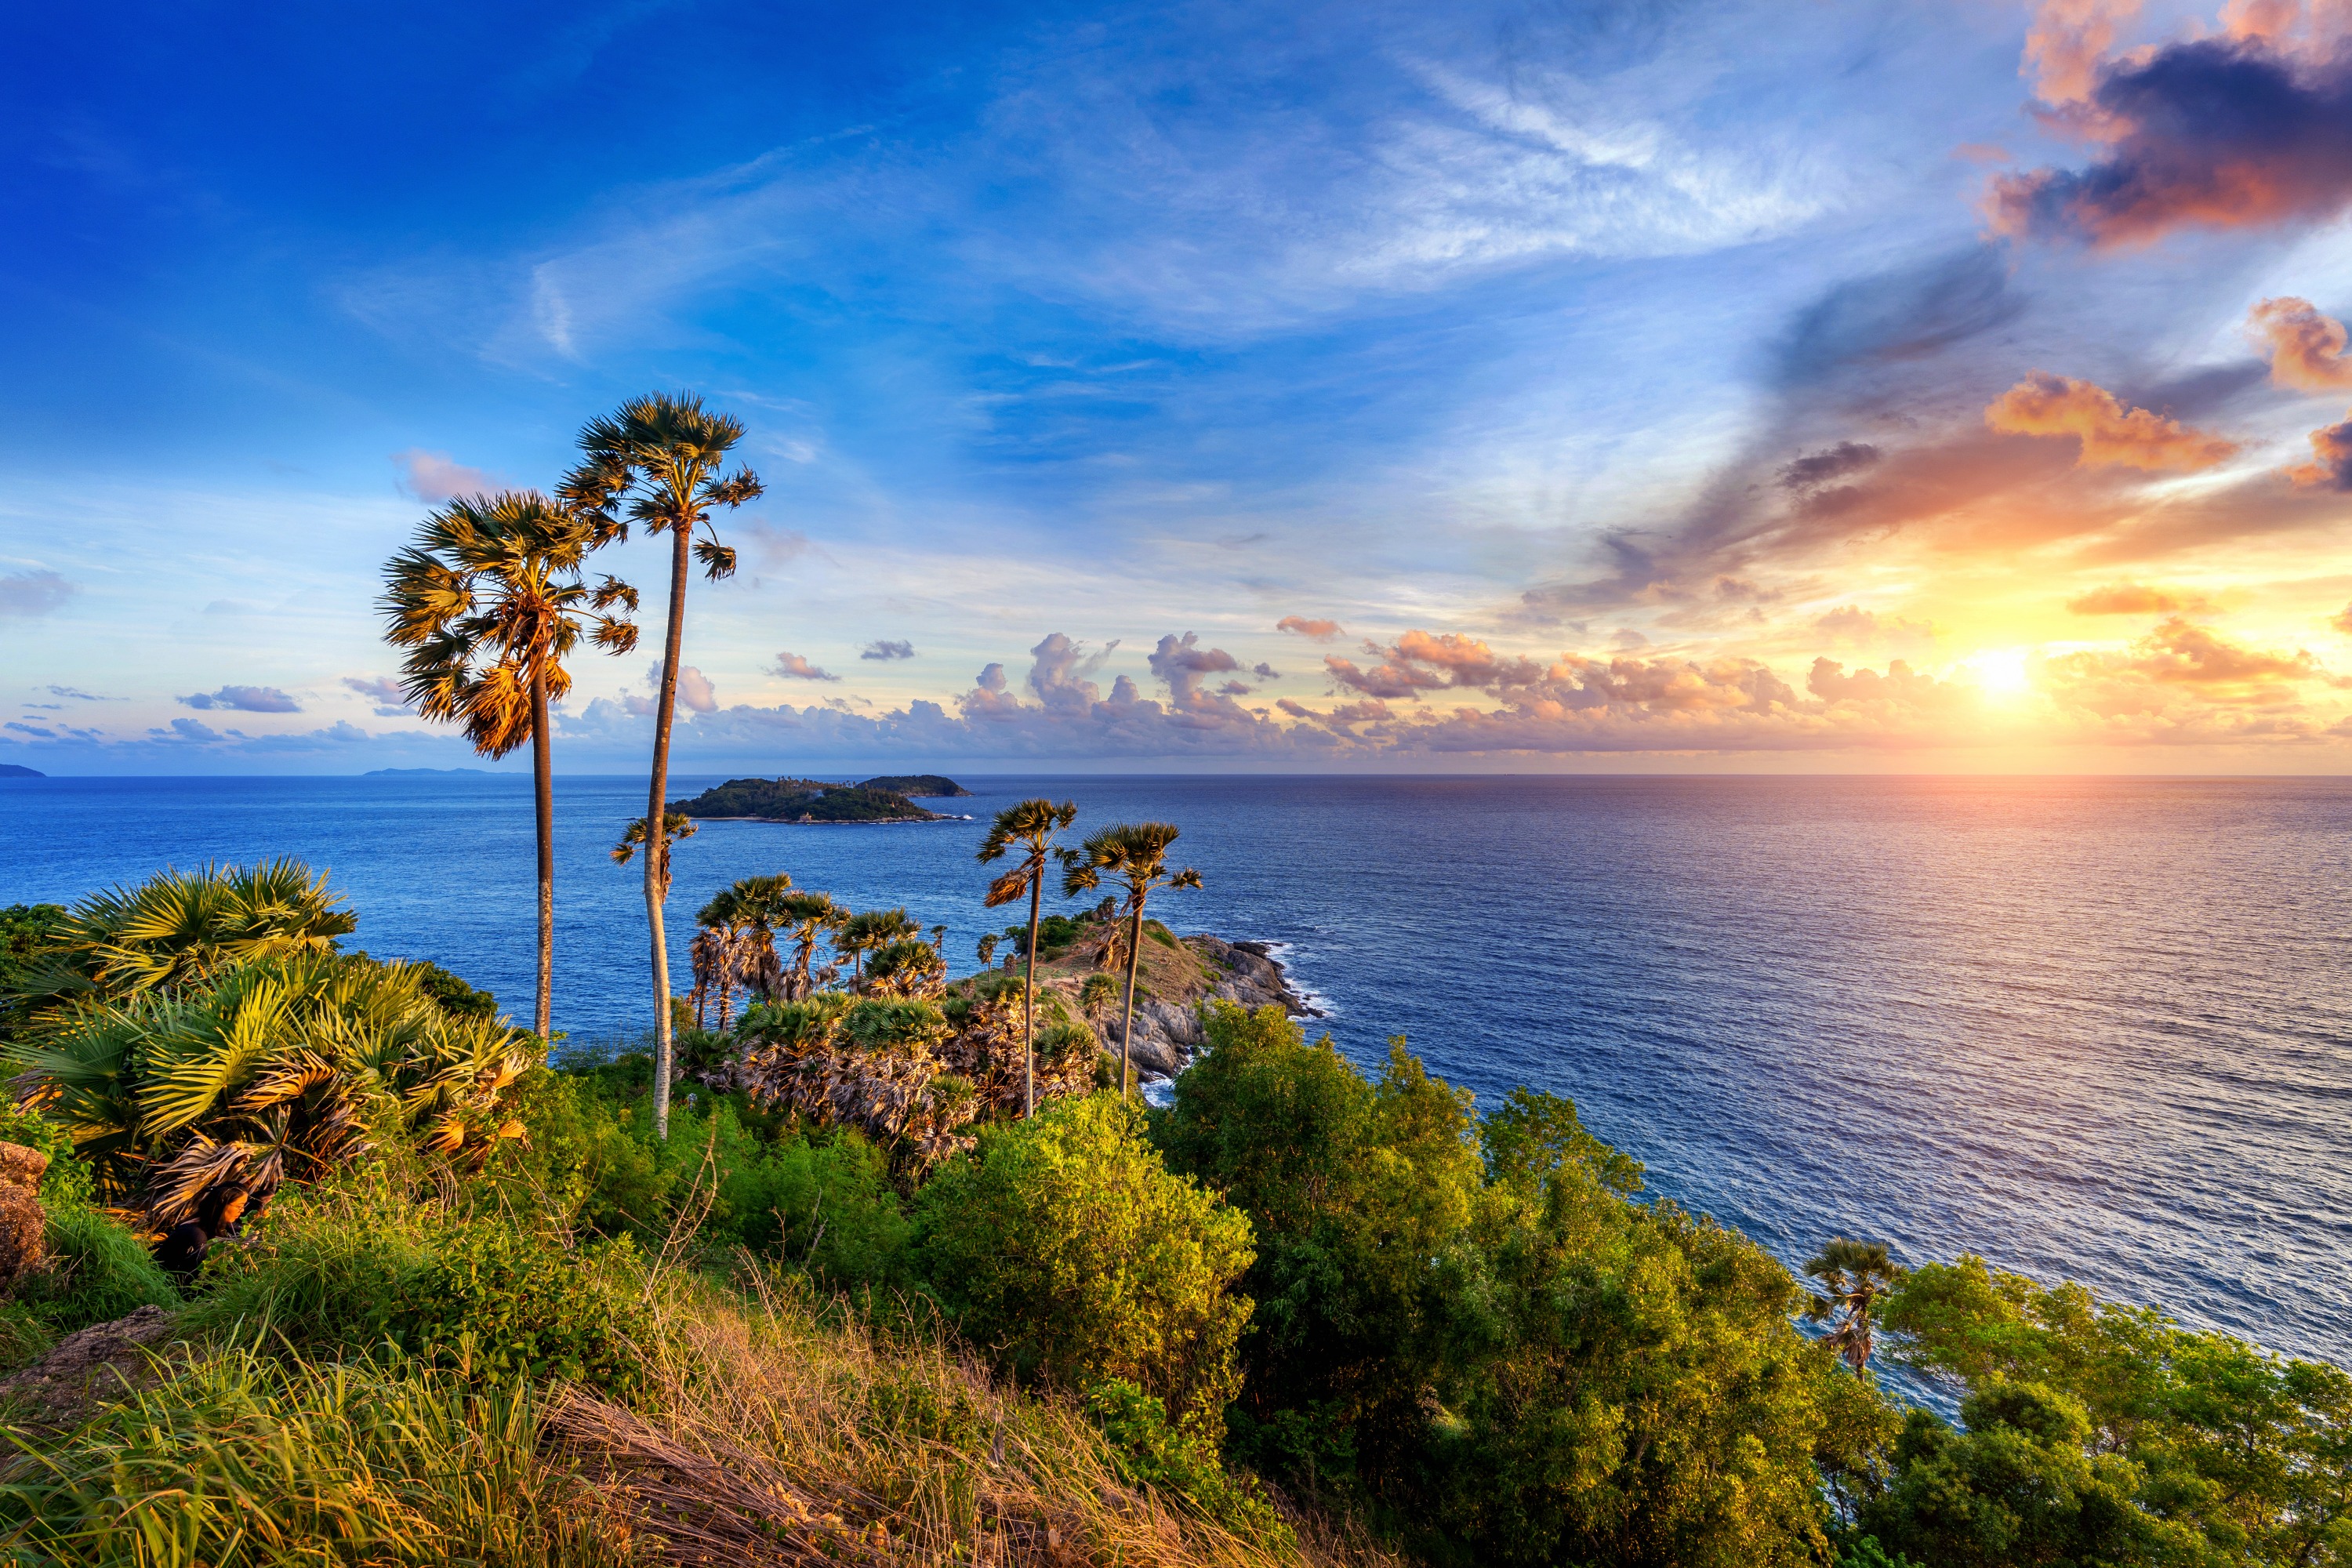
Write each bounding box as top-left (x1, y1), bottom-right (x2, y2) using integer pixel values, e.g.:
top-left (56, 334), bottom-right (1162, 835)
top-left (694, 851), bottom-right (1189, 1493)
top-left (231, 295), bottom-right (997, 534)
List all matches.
top-left (993, 928), bottom-right (1317, 1081)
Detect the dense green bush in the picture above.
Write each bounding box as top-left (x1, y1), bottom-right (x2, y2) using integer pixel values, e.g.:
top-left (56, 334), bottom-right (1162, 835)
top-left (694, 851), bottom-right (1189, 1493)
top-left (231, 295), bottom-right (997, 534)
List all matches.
top-left (915, 1093), bottom-right (1255, 1430)
top-left (386, 1219), bottom-right (650, 1399)
top-left (1154, 1002), bottom-right (1880, 1566)
top-left (1867, 1255), bottom-right (2352, 1567)
top-left (0, 1106), bottom-right (177, 1367)
top-left (1086, 1377), bottom-right (1292, 1546)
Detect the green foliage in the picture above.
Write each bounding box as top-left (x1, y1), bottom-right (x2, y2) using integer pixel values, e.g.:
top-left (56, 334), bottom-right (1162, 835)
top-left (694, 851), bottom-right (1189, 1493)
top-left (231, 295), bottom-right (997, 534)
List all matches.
top-left (1871, 1254), bottom-right (2352, 1567)
top-left (1836, 1535), bottom-right (1925, 1568)
top-left (0, 902), bottom-right (67, 1041)
top-left (408, 957), bottom-right (499, 1020)
top-left (1155, 1002), bottom-right (1877, 1567)
top-left (0, 1100), bottom-right (91, 1204)
top-left (387, 1219), bottom-right (651, 1399)
top-left (1004, 913), bottom-right (1085, 959)
top-left (503, 1064), bottom-right (910, 1287)
top-left (1480, 1084), bottom-right (1645, 1196)
top-left (915, 1093), bottom-right (1255, 1431)
top-left (1086, 1377), bottom-right (1294, 1546)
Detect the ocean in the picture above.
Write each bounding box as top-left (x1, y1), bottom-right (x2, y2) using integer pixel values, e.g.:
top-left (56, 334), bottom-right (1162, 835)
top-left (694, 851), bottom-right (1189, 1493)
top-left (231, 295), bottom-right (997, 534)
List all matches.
top-left (5, 771), bottom-right (2347, 1370)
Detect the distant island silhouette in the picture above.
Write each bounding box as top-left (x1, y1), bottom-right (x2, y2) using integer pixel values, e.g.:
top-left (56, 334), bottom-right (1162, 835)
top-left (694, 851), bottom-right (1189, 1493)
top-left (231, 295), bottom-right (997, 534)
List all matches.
top-left (670, 775), bottom-right (967, 822)
top-left (0, 764), bottom-right (44, 779)
top-left (363, 768), bottom-right (490, 777)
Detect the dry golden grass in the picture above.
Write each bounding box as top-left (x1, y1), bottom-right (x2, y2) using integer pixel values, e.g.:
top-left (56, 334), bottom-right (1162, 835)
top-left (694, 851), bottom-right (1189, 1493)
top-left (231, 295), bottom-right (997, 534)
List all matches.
top-left (567, 1261), bottom-right (1401, 1568)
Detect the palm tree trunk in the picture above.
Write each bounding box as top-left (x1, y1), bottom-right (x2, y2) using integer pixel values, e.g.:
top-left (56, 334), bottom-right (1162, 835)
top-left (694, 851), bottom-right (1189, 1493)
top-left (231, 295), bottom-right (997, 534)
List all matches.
top-left (1119, 895), bottom-right (1145, 1100)
top-left (531, 664), bottom-right (555, 1042)
top-left (645, 524), bottom-right (691, 1140)
top-left (1023, 864), bottom-right (1042, 1118)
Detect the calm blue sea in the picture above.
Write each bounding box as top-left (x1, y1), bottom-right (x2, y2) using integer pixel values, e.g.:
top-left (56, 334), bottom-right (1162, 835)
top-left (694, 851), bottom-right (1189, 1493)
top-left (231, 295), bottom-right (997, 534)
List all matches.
top-left (4, 772), bottom-right (2347, 1370)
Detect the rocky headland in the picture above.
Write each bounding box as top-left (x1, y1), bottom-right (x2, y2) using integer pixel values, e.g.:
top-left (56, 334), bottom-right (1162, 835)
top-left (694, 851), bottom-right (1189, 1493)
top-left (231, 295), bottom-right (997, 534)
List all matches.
top-left (978, 923), bottom-right (1317, 1080)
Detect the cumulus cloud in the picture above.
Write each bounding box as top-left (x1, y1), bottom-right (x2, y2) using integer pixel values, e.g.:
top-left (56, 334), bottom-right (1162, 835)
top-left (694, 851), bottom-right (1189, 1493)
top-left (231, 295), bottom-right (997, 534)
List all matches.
top-left (534, 624), bottom-right (2351, 762)
top-left (169, 717), bottom-right (222, 741)
top-left (860, 639), bottom-right (915, 661)
top-left (2287, 410), bottom-right (2352, 488)
top-left (1984, 372), bottom-right (2240, 470)
top-left (1276, 616), bottom-right (1343, 641)
top-left (2123, 615), bottom-right (2327, 685)
top-left (676, 665), bottom-right (717, 712)
top-left (1252, 662), bottom-right (1279, 679)
top-left (1148, 633), bottom-right (1251, 723)
top-left (2023, 0), bottom-right (2143, 107)
top-left (768, 652), bottom-right (838, 684)
top-left (390, 449), bottom-right (498, 505)
top-left (2332, 602), bottom-right (2352, 633)
top-left (180, 685), bottom-right (301, 713)
top-left (2248, 296), bottom-right (2352, 389)
top-left (343, 675), bottom-right (411, 716)
top-left (5, 722), bottom-right (55, 739)
top-left (1023, 633), bottom-right (1120, 711)
top-left (1991, 24), bottom-right (2352, 247)
top-left (1327, 630), bottom-right (1548, 699)
top-left (2064, 582), bottom-right (2201, 614)
top-left (1813, 606), bottom-right (1936, 644)
top-left (0, 569), bottom-right (74, 620)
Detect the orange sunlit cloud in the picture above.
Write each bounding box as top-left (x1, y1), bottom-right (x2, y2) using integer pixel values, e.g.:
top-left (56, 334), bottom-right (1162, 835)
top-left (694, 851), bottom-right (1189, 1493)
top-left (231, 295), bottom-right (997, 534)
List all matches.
top-left (2248, 296), bottom-right (2352, 389)
top-left (1984, 372), bottom-right (2240, 470)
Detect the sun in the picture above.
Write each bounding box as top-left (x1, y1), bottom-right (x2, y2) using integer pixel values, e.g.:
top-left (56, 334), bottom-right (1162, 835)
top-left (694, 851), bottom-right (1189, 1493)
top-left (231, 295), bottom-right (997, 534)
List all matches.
top-left (1968, 648), bottom-right (2034, 701)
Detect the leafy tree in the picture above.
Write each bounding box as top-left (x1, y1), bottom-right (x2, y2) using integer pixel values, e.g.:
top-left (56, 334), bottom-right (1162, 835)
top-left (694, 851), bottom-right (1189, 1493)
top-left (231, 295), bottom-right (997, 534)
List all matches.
top-left (974, 931), bottom-right (1000, 968)
top-left (915, 1093), bottom-right (1254, 1434)
top-left (6, 862), bottom-right (354, 1019)
top-left (1059, 822), bottom-right (1200, 1098)
top-left (976, 797), bottom-right (1077, 1117)
top-left (1858, 1385), bottom-right (2203, 1568)
top-left (1879, 1254), bottom-right (2352, 1566)
top-left (1806, 1237), bottom-right (1906, 1376)
top-left (563, 392), bottom-right (763, 1140)
top-left (381, 490), bottom-right (637, 1040)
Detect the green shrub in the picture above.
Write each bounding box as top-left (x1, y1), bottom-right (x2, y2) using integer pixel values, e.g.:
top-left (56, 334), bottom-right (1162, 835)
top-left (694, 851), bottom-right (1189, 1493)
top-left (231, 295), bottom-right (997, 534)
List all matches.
top-left (914, 1093), bottom-right (1254, 1432)
top-left (1086, 1377), bottom-right (1293, 1547)
top-left (0, 1101), bottom-right (93, 1204)
top-left (384, 1220), bottom-right (651, 1399)
top-left (183, 1178), bottom-right (424, 1349)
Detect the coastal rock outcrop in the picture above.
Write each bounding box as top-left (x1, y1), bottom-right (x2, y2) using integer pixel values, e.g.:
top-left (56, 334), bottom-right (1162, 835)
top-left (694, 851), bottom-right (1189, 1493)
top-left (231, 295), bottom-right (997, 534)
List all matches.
top-left (0, 1305), bottom-right (176, 1432)
top-left (1003, 931), bottom-right (1316, 1082)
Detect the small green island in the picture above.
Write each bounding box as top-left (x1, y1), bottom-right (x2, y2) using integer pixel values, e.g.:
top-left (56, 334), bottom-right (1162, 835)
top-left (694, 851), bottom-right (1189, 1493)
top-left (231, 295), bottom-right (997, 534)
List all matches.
top-left (669, 775), bottom-right (968, 823)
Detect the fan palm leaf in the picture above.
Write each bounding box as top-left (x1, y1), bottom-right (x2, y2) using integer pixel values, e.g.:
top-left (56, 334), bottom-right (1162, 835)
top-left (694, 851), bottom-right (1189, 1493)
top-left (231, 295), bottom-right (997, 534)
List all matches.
top-left (1059, 822), bottom-right (1200, 1099)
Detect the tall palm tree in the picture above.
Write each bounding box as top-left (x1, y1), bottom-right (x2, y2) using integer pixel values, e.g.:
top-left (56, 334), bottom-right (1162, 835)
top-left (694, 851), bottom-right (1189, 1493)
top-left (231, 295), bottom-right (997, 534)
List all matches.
top-left (977, 798), bottom-right (1077, 1117)
top-left (1061, 822), bottom-right (1200, 1098)
top-left (562, 392), bottom-right (761, 1138)
top-left (381, 492), bottom-right (637, 1041)
top-left (1803, 1238), bottom-right (1906, 1376)
top-left (776, 891), bottom-right (844, 997)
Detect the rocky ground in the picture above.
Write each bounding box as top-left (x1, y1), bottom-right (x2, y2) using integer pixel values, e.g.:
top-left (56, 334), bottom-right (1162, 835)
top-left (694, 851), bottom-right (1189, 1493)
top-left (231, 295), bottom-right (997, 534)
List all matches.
top-left (985, 928), bottom-right (1318, 1080)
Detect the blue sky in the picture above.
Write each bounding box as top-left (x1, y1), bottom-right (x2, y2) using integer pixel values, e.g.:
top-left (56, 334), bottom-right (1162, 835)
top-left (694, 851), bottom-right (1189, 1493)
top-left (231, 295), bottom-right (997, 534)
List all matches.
top-left (5, 0), bottom-right (2352, 773)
